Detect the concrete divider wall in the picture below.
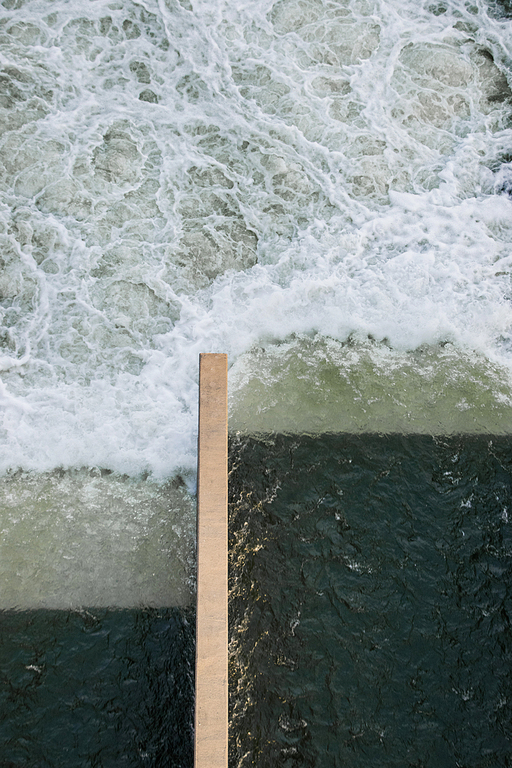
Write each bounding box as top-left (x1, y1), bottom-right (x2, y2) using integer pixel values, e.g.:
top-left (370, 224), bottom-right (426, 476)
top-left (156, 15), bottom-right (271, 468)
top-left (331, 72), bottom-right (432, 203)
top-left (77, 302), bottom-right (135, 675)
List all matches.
top-left (195, 353), bottom-right (228, 768)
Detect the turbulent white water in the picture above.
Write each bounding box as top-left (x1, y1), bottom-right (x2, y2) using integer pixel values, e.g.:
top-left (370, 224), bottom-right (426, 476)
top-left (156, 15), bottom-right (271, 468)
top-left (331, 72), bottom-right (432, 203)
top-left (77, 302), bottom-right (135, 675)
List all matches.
top-left (1, 0), bottom-right (512, 604)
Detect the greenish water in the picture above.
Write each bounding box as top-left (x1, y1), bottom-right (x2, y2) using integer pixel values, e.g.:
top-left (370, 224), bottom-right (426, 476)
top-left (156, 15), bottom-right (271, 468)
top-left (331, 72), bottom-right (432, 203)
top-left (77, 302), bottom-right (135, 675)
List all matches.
top-left (229, 340), bottom-right (512, 438)
top-left (0, 608), bottom-right (194, 767)
top-left (229, 434), bottom-right (512, 768)
top-left (3, 436), bottom-right (511, 767)
top-left (0, 471), bottom-right (195, 610)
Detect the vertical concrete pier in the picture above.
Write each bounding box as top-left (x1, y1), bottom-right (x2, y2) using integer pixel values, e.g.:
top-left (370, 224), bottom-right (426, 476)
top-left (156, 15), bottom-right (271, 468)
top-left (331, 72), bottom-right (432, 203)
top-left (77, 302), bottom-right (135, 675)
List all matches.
top-left (195, 353), bottom-right (228, 768)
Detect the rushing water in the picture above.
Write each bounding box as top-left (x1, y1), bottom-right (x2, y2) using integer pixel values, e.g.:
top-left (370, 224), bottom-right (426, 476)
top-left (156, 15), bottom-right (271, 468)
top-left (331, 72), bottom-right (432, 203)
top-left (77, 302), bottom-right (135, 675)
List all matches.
top-left (0, 0), bottom-right (512, 479)
top-left (1, 0), bottom-right (512, 602)
top-left (0, 0), bottom-right (512, 764)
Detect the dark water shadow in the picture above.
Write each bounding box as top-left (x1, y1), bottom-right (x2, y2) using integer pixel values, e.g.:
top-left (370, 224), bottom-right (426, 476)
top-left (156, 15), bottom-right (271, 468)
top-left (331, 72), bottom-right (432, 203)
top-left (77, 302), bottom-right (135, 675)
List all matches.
top-left (229, 433), bottom-right (512, 768)
top-left (0, 607), bottom-right (195, 767)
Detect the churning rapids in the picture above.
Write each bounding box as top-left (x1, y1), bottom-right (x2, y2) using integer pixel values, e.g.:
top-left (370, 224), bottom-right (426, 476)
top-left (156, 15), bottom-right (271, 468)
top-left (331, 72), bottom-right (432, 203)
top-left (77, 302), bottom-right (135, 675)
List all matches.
top-left (1, 0), bottom-right (512, 607)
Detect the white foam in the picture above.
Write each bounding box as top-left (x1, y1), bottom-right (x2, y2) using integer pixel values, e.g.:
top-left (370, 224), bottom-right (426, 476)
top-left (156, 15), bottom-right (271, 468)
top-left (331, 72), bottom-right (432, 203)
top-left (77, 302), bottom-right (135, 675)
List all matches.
top-left (0, 0), bottom-right (510, 468)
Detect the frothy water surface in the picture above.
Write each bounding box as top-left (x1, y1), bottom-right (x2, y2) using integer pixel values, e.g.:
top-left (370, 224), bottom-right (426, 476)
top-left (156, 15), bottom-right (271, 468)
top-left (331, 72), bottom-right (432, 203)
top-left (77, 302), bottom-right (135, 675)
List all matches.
top-left (0, 0), bottom-right (512, 603)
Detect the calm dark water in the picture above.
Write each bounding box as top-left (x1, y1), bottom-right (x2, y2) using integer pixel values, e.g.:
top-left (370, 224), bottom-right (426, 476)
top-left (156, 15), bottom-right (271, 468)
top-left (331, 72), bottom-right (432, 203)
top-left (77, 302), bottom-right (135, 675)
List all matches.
top-left (0, 608), bottom-right (194, 767)
top-left (229, 434), bottom-right (512, 768)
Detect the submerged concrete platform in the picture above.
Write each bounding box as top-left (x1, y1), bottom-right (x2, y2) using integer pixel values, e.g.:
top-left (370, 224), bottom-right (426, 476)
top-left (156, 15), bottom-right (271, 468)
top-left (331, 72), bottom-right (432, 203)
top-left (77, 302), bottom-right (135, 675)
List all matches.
top-left (195, 353), bottom-right (228, 768)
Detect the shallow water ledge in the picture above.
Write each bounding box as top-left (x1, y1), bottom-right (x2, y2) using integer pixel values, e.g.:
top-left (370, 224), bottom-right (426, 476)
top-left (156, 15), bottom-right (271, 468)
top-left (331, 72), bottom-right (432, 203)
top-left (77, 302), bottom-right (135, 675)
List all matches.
top-left (229, 338), bottom-right (512, 436)
top-left (0, 470), bottom-right (195, 610)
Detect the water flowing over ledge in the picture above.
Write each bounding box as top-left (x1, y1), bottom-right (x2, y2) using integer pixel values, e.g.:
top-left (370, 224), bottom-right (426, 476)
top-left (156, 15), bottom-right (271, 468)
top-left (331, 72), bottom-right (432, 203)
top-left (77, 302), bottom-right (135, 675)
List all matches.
top-left (229, 337), bottom-right (512, 435)
top-left (0, 470), bottom-right (195, 609)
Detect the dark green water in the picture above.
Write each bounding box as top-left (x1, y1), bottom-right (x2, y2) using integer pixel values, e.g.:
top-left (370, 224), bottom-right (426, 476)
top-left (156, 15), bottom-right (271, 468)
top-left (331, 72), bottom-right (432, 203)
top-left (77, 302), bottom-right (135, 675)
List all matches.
top-left (2, 435), bottom-right (511, 767)
top-left (229, 434), bottom-right (512, 768)
top-left (0, 608), bottom-right (194, 767)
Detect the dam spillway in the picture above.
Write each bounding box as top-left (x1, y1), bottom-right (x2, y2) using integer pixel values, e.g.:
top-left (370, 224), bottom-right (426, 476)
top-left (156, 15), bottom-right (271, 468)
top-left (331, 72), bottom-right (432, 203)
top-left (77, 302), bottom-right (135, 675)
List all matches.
top-left (0, 0), bottom-right (512, 764)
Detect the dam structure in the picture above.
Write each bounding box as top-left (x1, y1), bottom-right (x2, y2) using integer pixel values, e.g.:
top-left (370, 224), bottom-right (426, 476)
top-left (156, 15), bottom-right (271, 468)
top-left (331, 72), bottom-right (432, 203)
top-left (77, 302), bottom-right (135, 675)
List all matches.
top-left (195, 354), bottom-right (228, 768)
top-left (0, 0), bottom-right (512, 764)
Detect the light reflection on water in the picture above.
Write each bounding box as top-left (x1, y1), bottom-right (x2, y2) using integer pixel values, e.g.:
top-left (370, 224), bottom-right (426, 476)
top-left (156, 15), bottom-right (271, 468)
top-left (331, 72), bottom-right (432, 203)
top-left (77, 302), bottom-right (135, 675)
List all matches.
top-left (229, 434), bottom-right (512, 767)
